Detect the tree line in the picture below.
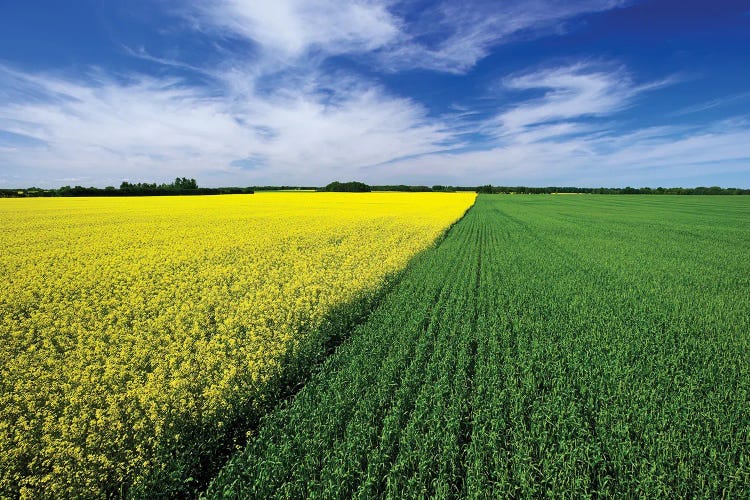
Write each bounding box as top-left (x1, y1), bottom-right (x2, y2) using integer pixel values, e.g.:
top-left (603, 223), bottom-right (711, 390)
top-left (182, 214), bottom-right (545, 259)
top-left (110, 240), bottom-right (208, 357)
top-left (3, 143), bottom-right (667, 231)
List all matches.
top-left (2, 180), bottom-right (749, 198)
top-left (1, 178), bottom-right (255, 197)
top-left (323, 182), bottom-right (750, 195)
top-left (472, 185), bottom-right (750, 195)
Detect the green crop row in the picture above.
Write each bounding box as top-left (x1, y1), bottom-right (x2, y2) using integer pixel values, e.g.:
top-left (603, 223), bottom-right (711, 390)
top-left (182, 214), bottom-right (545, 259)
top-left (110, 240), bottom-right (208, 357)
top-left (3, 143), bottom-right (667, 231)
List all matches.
top-left (207, 195), bottom-right (750, 498)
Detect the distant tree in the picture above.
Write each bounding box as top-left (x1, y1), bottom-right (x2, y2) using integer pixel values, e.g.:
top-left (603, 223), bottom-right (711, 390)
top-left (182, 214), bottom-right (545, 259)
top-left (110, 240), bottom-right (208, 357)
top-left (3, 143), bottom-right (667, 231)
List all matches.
top-left (171, 177), bottom-right (198, 189)
top-left (324, 181), bottom-right (371, 192)
top-left (371, 185), bottom-right (432, 192)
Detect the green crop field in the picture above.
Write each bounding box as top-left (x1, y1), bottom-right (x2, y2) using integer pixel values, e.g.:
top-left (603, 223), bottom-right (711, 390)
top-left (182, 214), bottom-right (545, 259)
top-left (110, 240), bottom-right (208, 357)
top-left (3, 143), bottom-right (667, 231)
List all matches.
top-left (208, 195), bottom-right (750, 498)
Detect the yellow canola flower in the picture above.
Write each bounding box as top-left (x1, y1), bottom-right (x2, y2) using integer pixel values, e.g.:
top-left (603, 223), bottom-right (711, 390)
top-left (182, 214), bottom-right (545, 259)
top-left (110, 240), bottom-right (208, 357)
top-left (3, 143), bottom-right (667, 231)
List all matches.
top-left (0, 191), bottom-right (475, 498)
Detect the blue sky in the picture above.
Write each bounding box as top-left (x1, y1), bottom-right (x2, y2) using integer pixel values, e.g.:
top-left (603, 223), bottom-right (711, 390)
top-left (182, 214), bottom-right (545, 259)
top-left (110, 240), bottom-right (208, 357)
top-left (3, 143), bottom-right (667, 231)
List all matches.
top-left (0, 0), bottom-right (748, 188)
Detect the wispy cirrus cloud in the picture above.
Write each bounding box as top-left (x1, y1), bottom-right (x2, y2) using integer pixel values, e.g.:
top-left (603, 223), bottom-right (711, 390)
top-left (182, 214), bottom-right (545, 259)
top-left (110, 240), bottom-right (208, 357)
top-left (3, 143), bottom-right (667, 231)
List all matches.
top-left (185, 0), bottom-right (401, 62)
top-left (366, 63), bottom-right (750, 186)
top-left (368, 121), bottom-right (750, 187)
top-left (186, 0), bottom-right (627, 73)
top-left (485, 62), bottom-right (678, 140)
top-left (2, 58), bottom-right (748, 187)
top-left (671, 91), bottom-right (750, 117)
top-left (0, 64), bottom-right (454, 186)
top-left (379, 0), bottom-right (628, 73)
top-left (496, 64), bottom-right (636, 133)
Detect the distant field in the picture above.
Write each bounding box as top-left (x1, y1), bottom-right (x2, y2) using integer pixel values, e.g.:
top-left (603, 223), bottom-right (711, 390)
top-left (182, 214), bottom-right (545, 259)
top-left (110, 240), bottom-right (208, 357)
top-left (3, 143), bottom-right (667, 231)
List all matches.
top-left (0, 192), bottom-right (475, 498)
top-left (209, 195), bottom-right (750, 498)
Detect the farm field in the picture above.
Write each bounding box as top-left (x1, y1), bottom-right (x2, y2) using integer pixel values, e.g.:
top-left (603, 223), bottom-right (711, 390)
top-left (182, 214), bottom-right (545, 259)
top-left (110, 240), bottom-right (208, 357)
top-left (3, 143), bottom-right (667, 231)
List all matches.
top-left (209, 195), bottom-right (750, 498)
top-left (0, 192), bottom-right (475, 498)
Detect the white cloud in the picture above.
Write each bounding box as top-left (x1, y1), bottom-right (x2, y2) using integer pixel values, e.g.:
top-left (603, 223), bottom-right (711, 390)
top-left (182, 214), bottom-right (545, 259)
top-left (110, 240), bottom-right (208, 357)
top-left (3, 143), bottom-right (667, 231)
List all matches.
top-left (362, 64), bottom-right (750, 186)
top-left (188, 0), bottom-right (626, 73)
top-left (671, 91), bottom-right (750, 117)
top-left (366, 123), bottom-right (750, 187)
top-left (0, 65), bottom-right (454, 187)
top-left (379, 0), bottom-right (627, 73)
top-left (2, 60), bottom-right (748, 188)
top-left (190, 0), bottom-right (400, 60)
top-left (483, 63), bottom-right (676, 142)
top-left (496, 64), bottom-right (633, 133)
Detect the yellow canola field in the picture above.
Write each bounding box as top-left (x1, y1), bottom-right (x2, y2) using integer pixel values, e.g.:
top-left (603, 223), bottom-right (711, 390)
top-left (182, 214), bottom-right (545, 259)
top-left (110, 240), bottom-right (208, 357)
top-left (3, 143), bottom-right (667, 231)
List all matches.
top-left (0, 192), bottom-right (475, 498)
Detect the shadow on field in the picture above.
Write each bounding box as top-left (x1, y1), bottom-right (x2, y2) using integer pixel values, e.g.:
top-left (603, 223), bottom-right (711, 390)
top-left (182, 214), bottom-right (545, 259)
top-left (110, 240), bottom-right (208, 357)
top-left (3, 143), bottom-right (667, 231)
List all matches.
top-left (125, 211), bottom-right (472, 499)
top-left (122, 285), bottom-right (395, 498)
